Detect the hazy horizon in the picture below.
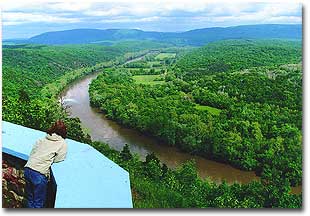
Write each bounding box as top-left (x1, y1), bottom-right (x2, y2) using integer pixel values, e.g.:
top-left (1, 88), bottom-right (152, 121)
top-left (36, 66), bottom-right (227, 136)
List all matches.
top-left (1, 0), bottom-right (302, 39)
top-left (3, 23), bottom-right (302, 40)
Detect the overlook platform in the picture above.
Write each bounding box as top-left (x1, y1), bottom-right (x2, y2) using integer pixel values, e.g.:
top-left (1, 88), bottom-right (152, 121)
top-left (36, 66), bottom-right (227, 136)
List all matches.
top-left (2, 121), bottom-right (133, 208)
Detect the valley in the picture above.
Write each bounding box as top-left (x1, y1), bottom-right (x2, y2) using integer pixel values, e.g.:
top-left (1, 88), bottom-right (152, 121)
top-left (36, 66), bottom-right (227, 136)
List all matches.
top-left (2, 25), bottom-right (303, 207)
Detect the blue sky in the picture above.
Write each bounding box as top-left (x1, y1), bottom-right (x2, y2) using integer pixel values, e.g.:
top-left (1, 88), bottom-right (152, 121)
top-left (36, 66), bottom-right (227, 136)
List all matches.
top-left (1, 0), bottom-right (302, 39)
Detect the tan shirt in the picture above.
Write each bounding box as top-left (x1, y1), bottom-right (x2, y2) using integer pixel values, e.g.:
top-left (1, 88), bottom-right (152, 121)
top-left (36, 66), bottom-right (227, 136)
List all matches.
top-left (25, 133), bottom-right (67, 177)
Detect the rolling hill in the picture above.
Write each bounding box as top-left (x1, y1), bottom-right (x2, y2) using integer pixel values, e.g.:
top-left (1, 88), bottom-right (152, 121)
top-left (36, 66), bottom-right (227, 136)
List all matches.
top-left (8, 24), bottom-right (301, 46)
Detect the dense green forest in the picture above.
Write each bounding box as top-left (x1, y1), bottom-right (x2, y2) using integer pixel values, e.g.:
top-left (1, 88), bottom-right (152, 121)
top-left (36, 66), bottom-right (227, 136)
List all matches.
top-left (2, 39), bottom-right (302, 208)
top-left (2, 41), bottom-right (171, 142)
top-left (2, 42), bottom-right (171, 99)
top-left (89, 39), bottom-right (302, 195)
top-left (91, 142), bottom-right (301, 208)
top-left (175, 39), bottom-right (301, 78)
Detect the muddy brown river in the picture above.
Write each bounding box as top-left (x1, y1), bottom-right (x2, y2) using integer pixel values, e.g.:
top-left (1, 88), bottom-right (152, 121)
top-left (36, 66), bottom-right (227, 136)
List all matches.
top-left (60, 71), bottom-right (260, 184)
top-left (59, 68), bottom-right (301, 193)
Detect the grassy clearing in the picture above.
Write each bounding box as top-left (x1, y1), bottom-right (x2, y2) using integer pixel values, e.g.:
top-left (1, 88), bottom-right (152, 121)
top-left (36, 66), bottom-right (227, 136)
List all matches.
top-left (146, 61), bottom-right (162, 67)
top-left (127, 68), bottom-right (164, 73)
top-left (155, 53), bottom-right (176, 60)
top-left (195, 104), bottom-right (221, 115)
top-left (133, 74), bottom-right (165, 85)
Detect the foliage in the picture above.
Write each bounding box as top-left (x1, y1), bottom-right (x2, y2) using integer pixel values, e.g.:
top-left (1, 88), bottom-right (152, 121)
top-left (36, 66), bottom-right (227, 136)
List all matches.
top-left (2, 43), bottom-right (159, 141)
top-left (175, 39), bottom-right (301, 79)
top-left (89, 39), bottom-right (302, 187)
top-left (3, 39), bottom-right (302, 208)
top-left (3, 44), bottom-right (123, 99)
top-left (2, 41), bottom-right (181, 142)
top-left (91, 142), bottom-right (302, 208)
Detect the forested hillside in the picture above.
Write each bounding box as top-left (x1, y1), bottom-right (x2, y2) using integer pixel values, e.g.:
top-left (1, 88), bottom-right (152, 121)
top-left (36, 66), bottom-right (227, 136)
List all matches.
top-left (3, 45), bottom-right (120, 98)
top-left (89, 39), bottom-right (302, 190)
top-left (2, 41), bottom-right (171, 142)
top-left (91, 142), bottom-right (301, 208)
top-left (2, 38), bottom-right (302, 208)
top-left (8, 24), bottom-right (301, 46)
top-left (175, 39), bottom-right (301, 78)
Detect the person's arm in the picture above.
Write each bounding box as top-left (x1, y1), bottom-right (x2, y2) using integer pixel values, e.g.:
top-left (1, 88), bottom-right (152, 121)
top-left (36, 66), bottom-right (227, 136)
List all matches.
top-left (54, 143), bottom-right (67, 163)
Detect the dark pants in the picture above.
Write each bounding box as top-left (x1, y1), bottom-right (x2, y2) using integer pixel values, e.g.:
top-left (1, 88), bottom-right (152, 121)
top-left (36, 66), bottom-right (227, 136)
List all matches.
top-left (24, 167), bottom-right (48, 208)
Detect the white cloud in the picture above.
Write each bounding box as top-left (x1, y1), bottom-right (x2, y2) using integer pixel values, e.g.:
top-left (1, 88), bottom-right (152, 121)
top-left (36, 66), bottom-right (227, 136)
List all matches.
top-left (268, 16), bottom-right (302, 23)
top-left (3, 21), bottom-right (23, 26)
top-left (0, 0), bottom-right (302, 27)
top-left (84, 8), bottom-right (125, 17)
top-left (2, 12), bottom-right (81, 25)
top-left (47, 1), bottom-right (93, 12)
top-left (1, 0), bottom-right (91, 11)
top-left (263, 3), bottom-right (301, 16)
top-left (180, 2), bottom-right (301, 25)
top-left (101, 16), bottom-right (161, 23)
top-left (210, 12), bottom-right (301, 24)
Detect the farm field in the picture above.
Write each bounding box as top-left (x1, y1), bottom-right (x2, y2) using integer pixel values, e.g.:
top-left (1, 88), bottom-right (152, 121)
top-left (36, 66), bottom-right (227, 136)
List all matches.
top-left (155, 53), bottom-right (176, 60)
top-left (133, 74), bottom-right (165, 85)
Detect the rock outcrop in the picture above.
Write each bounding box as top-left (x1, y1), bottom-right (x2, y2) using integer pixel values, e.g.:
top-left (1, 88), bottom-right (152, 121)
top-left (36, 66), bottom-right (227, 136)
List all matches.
top-left (2, 154), bottom-right (27, 208)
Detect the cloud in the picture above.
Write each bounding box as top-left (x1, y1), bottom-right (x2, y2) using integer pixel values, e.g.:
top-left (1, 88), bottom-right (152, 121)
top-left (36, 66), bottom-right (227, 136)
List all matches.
top-left (48, 2), bottom-right (93, 11)
top-left (84, 8), bottom-right (125, 17)
top-left (1, 0), bottom-right (302, 38)
top-left (267, 16), bottom-right (302, 23)
top-left (2, 12), bottom-right (81, 25)
top-left (101, 16), bottom-right (162, 23)
top-left (3, 21), bottom-right (23, 26)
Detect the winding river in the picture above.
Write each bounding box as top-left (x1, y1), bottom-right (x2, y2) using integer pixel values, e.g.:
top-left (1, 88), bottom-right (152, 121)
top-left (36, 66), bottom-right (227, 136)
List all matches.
top-left (60, 72), bottom-right (260, 184)
top-left (59, 59), bottom-right (301, 193)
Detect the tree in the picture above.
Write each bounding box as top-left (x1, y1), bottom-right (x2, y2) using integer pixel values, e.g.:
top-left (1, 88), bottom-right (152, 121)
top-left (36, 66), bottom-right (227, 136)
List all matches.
top-left (120, 144), bottom-right (133, 161)
top-left (18, 89), bottom-right (30, 103)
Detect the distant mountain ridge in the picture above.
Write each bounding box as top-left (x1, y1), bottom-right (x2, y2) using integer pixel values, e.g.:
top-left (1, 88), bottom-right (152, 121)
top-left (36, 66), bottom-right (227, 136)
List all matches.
top-left (22, 24), bottom-right (302, 46)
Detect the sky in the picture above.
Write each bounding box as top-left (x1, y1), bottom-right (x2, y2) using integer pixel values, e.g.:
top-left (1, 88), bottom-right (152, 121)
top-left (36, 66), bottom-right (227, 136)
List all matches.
top-left (0, 0), bottom-right (303, 39)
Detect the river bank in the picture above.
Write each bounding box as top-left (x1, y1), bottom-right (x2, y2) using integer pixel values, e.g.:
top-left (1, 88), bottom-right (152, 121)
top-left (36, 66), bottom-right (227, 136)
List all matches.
top-left (58, 53), bottom-right (301, 194)
top-left (60, 71), bottom-right (260, 185)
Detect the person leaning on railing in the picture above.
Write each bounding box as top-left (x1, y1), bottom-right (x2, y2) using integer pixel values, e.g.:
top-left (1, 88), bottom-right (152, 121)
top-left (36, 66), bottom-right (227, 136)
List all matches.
top-left (24, 120), bottom-right (68, 208)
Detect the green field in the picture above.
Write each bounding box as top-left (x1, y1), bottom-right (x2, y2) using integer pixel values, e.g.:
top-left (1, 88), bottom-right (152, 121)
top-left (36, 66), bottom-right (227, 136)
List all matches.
top-left (194, 104), bottom-right (221, 115)
top-left (133, 74), bottom-right (165, 85)
top-left (155, 53), bottom-right (176, 60)
top-left (146, 61), bottom-right (162, 67)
